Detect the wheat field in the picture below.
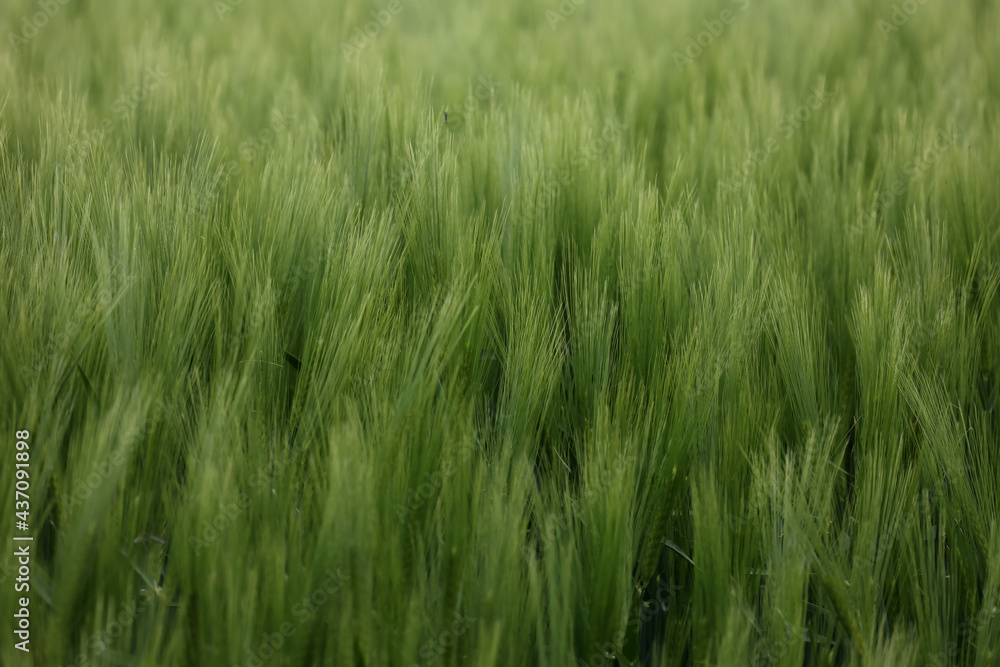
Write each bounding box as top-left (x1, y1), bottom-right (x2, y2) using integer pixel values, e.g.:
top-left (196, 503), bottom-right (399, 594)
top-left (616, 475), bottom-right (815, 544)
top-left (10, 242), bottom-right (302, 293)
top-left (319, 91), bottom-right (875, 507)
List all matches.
top-left (1, 0), bottom-right (999, 665)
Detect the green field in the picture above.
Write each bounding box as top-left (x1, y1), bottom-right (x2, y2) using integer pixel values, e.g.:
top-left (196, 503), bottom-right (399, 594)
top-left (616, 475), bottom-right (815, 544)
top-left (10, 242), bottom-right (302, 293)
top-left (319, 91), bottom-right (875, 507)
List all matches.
top-left (2, 0), bottom-right (999, 665)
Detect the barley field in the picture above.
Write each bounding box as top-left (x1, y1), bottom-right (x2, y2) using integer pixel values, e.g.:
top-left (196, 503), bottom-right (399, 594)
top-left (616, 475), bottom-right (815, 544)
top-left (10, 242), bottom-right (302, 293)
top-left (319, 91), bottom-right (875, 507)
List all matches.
top-left (1, 0), bottom-right (999, 665)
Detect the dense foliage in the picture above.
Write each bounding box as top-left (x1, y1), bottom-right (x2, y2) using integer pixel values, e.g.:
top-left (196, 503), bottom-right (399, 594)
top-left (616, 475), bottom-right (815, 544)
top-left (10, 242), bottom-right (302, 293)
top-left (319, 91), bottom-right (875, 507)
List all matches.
top-left (1, 0), bottom-right (998, 665)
